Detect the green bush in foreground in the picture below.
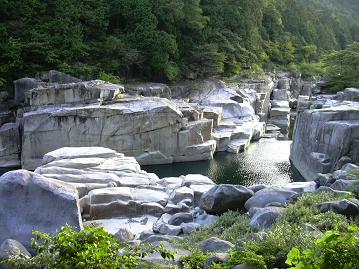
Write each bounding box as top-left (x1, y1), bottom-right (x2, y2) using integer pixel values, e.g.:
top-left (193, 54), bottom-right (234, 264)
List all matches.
top-left (1, 226), bottom-right (173, 269)
top-left (177, 211), bottom-right (254, 251)
top-left (286, 226), bottom-right (359, 269)
top-left (181, 192), bottom-right (358, 269)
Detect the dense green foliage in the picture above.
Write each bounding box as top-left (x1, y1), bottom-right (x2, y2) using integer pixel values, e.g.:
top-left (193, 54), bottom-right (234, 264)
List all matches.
top-left (0, 0), bottom-right (358, 90)
top-left (286, 226), bottom-right (359, 269)
top-left (1, 226), bottom-right (173, 269)
top-left (178, 192), bottom-right (359, 269)
top-left (323, 42), bottom-right (359, 92)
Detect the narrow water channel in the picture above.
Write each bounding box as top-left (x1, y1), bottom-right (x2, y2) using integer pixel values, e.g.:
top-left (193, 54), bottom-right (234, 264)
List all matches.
top-left (144, 138), bottom-right (304, 186)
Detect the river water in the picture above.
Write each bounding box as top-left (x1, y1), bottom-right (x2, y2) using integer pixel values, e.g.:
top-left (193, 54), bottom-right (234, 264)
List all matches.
top-left (144, 138), bottom-right (304, 186)
top-left (0, 138), bottom-right (304, 186)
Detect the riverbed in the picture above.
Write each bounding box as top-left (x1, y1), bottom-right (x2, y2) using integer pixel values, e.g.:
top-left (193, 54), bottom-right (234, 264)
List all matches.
top-left (144, 138), bottom-right (304, 186)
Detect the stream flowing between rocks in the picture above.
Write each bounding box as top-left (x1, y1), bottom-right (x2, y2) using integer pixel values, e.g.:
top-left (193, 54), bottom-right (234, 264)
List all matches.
top-left (144, 138), bottom-right (304, 186)
top-left (0, 138), bottom-right (304, 186)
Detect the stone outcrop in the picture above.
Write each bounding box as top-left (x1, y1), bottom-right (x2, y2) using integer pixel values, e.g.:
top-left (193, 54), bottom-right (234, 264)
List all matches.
top-left (21, 97), bottom-right (218, 170)
top-left (0, 123), bottom-right (20, 168)
top-left (3, 71), bottom-right (297, 169)
top-left (8, 73), bottom-right (279, 169)
top-left (0, 170), bottom-right (82, 250)
top-left (269, 85), bottom-right (291, 134)
top-left (25, 80), bottom-right (124, 106)
top-left (199, 185), bottom-right (254, 214)
top-left (290, 99), bottom-right (359, 180)
top-left (0, 239), bottom-right (31, 260)
top-left (32, 147), bottom-right (218, 241)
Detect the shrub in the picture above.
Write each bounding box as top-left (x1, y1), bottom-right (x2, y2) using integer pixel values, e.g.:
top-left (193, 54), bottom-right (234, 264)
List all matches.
top-left (178, 212), bottom-right (254, 251)
top-left (224, 223), bottom-right (317, 269)
top-left (1, 226), bottom-right (173, 269)
top-left (278, 192), bottom-right (352, 231)
top-left (286, 226), bottom-right (359, 269)
top-left (98, 71), bottom-right (122, 84)
top-left (180, 250), bottom-right (210, 269)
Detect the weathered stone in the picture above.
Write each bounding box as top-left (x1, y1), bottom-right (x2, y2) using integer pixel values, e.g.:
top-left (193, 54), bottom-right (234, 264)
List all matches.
top-left (168, 212), bottom-right (193, 226)
top-left (21, 97), bottom-right (184, 169)
top-left (190, 184), bottom-right (215, 205)
top-left (0, 239), bottom-right (31, 260)
top-left (0, 123), bottom-right (20, 168)
top-left (245, 187), bottom-right (297, 210)
top-left (13, 77), bottom-right (39, 103)
top-left (169, 186), bottom-right (194, 205)
top-left (114, 228), bottom-right (136, 242)
top-left (283, 182), bottom-right (316, 193)
top-left (89, 187), bottom-right (169, 206)
top-left (330, 180), bottom-right (359, 193)
top-left (36, 70), bottom-right (81, 84)
top-left (249, 207), bottom-right (286, 229)
top-left (277, 79), bottom-right (290, 90)
top-left (290, 102), bottom-right (359, 180)
top-left (314, 173), bottom-right (335, 187)
top-left (202, 107), bottom-right (223, 128)
top-left (318, 199), bottom-right (359, 217)
top-left (41, 147), bottom-right (119, 165)
top-left (90, 200), bottom-right (164, 219)
top-left (183, 174), bottom-right (215, 187)
top-left (315, 186), bottom-right (353, 196)
top-left (0, 170), bottom-right (82, 250)
top-left (200, 185), bottom-right (254, 214)
top-left (199, 237), bottom-right (234, 253)
top-left (157, 223), bottom-right (182, 236)
top-left (142, 234), bottom-right (183, 244)
top-left (26, 80), bottom-right (124, 106)
top-left (125, 83), bottom-right (171, 98)
top-left (181, 222), bottom-right (201, 234)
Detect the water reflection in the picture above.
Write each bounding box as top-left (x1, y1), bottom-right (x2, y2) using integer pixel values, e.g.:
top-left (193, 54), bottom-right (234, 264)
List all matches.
top-left (144, 138), bottom-right (304, 186)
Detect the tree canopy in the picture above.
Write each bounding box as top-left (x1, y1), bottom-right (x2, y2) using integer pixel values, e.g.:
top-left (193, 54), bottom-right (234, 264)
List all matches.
top-left (0, 0), bottom-right (358, 89)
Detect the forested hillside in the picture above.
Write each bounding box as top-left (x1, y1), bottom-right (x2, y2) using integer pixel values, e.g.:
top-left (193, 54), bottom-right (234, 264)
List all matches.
top-left (0, 0), bottom-right (358, 89)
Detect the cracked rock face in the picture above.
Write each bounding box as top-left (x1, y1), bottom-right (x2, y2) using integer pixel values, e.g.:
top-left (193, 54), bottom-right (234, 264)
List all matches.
top-left (290, 100), bottom-right (359, 180)
top-left (0, 123), bottom-right (20, 168)
top-left (32, 146), bottom-right (218, 241)
top-left (0, 170), bottom-right (82, 250)
top-left (21, 94), bottom-right (219, 169)
top-left (21, 97), bottom-right (201, 170)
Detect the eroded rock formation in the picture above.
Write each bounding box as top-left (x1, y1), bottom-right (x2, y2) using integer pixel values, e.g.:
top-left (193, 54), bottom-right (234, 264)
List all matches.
top-left (290, 89), bottom-right (359, 180)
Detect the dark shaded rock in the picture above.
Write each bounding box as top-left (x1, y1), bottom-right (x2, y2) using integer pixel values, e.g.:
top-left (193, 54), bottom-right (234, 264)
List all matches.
top-left (168, 212), bottom-right (193, 226)
top-left (13, 78), bottom-right (39, 103)
top-left (0, 239), bottom-right (31, 260)
top-left (248, 184), bottom-right (268, 193)
top-left (315, 173), bottom-right (335, 187)
top-left (318, 199), bottom-right (359, 217)
top-left (142, 234), bottom-right (183, 244)
top-left (199, 237), bottom-right (234, 253)
top-left (315, 186), bottom-right (353, 196)
top-left (199, 184), bottom-right (254, 214)
top-left (249, 207), bottom-right (286, 229)
top-left (181, 222), bottom-right (201, 234)
top-left (244, 187), bottom-right (297, 210)
top-left (36, 70), bottom-right (81, 84)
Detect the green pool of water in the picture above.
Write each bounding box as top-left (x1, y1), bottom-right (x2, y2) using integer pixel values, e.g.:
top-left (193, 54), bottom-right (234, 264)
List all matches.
top-left (143, 138), bottom-right (304, 186)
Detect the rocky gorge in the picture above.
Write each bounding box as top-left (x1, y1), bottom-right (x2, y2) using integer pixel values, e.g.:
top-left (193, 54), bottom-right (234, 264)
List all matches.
top-left (1, 70), bottom-right (359, 268)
